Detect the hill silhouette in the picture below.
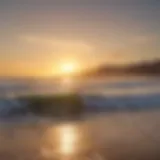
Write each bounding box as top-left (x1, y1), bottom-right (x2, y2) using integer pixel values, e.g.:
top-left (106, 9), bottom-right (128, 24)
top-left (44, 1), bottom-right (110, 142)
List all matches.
top-left (81, 59), bottom-right (160, 77)
top-left (127, 60), bottom-right (160, 75)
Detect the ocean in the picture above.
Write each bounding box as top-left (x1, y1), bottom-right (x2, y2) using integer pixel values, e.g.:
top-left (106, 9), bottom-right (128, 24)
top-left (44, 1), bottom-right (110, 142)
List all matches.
top-left (0, 76), bottom-right (160, 111)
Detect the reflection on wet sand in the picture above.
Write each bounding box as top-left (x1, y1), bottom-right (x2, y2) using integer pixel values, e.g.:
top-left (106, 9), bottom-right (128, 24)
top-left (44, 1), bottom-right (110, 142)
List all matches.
top-left (41, 121), bottom-right (92, 160)
top-left (0, 110), bottom-right (160, 160)
top-left (58, 124), bottom-right (78, 155)
top-left (41, 123), bottom-right (82, 159)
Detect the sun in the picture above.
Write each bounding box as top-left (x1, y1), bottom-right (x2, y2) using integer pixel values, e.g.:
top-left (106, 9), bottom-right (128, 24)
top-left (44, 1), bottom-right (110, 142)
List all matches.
top-left (60, 63), bottom-right (76, 75)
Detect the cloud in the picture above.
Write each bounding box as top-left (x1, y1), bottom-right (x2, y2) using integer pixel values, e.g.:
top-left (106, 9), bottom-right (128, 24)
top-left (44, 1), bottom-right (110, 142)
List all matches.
top-left (20, 35), bottom-right (93, 55)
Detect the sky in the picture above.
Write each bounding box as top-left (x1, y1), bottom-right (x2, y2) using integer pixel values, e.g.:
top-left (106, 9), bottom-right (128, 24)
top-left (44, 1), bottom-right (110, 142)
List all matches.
top-left (0, 0), bottom-right (160, 76)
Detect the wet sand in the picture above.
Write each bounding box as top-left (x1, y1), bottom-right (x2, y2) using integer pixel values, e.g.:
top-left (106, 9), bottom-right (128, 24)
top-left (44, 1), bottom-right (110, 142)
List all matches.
top-left (0, 109), bottom-right (160, 160)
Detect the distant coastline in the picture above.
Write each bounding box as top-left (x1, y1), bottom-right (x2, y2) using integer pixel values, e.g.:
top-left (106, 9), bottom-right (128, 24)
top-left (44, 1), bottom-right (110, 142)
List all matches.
top-left (79, 59), bottom-right (160, 78)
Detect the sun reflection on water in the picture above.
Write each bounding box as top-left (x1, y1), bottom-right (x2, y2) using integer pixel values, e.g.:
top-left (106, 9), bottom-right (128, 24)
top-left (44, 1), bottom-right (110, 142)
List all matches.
top-left (61, 77), bottom-right (73, 85)
top-left (60, 77), bottom-right (79, 94)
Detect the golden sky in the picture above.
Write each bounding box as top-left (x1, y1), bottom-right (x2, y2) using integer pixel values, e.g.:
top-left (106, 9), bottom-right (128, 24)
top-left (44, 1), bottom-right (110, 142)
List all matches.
top-left (0, 0), bottom-right (160, 77)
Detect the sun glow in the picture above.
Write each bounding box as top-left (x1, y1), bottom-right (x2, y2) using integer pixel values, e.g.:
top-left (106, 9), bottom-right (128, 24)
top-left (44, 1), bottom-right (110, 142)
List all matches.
top-left (60, 62), bottom-right (77, 75)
